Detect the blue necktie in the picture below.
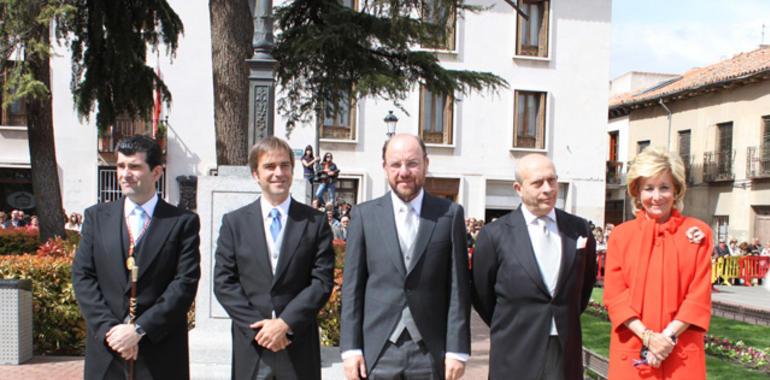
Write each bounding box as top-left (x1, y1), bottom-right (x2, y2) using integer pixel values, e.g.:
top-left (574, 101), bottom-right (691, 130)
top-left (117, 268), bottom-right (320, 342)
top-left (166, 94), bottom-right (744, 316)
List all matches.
top-left (269, 208), bottom-right (282, 242)
top-left (131, 206), bottom-right (148, 242)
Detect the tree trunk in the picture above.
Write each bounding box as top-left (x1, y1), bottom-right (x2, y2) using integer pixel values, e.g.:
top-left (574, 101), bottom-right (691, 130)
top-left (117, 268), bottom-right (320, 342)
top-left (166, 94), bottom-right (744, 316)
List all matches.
top-left (209, 0), bottom-right (253, 166)
top-left (26, 21), bottom-right (65, 241)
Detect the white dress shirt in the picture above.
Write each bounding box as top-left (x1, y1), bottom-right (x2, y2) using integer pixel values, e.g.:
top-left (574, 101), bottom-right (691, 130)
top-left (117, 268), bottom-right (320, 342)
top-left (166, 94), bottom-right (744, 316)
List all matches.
top-left (342, 189), bottom-right (469, 363)
top-left (520, 206), bottom-right (562, 336)
top-left (260, 196), bottom-right (291, 274)
top-left (124, 194), bottom-right (159, 242)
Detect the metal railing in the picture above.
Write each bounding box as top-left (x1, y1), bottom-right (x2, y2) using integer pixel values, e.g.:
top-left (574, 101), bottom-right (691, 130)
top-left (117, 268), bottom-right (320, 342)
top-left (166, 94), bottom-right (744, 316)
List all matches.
top-left (746, 146), bottom-right (770, 179)
top-left (703, 150), bottom-right (735, 182)
top-left (97, 166), bottom-right (166, 203)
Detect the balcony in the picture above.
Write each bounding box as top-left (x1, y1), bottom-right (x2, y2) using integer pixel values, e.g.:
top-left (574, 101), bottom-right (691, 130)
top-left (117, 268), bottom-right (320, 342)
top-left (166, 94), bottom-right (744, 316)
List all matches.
top-left (747, 146), bottom-right (770, 179)
top-left (703, 150), bottom-right (735, 183)
top-left (606, 160), bottom-right (624, 187)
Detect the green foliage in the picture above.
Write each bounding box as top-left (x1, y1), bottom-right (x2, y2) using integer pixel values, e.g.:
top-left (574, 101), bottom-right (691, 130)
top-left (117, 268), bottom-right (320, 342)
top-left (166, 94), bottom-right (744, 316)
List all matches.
top-left (0, 229), bottom-right (40, 255)
top-left (318, 239), bottom-right (346, 346)
top-left (0, 254), bottom-right (85, 355)
top-left (66, 0), bottom-right (184, 130)
top-left (274, 0), bottom-right (507, 124)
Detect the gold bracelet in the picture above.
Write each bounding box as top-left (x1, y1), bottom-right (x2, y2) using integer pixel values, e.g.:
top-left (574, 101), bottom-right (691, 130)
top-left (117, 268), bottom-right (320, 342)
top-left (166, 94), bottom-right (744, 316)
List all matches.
top-left (642, 329), bottom-right (652, 347)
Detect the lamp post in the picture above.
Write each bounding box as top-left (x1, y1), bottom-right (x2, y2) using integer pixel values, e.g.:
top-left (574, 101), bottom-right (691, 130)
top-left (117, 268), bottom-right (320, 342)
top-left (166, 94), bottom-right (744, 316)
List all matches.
top-left (384, 110), bottom-right (398, 138)
top-left (247, 0), bottom-right (276, 144)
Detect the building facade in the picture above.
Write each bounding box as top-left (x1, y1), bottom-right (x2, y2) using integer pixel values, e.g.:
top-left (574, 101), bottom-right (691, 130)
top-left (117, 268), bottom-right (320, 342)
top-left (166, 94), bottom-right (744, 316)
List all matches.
top-left (608, 46), bottom-right (770, 244)
top-left (0, 0), bottom-right (611, 225)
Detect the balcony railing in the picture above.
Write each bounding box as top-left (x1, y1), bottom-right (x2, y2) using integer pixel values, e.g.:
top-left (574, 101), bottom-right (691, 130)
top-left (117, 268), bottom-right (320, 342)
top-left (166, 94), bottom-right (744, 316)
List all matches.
top-left (747, 146), bottom-right (770, 179)
top-left (606, 160), bottom-right (625, 186)
top-left (98, 116), bottom-right (152, 153)
top-left (703, 150), bottom-right (735, 182)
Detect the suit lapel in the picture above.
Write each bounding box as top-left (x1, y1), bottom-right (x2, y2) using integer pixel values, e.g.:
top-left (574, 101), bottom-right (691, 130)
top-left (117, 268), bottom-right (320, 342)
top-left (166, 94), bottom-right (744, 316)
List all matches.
top-left (553, 209), bottom-right (577, 297)
top-left (136, 199), bottom-right (177, 281)
top-left (376, 194), bottom-right (406, 277)
top-left (407, 194), bottom-right (437, 275)
top-left (103, 199), bottom-right (128, 286)
top-left (507, 208), bottom-right (551, 296)
top-left (272, 198), bottom-right (307, 287)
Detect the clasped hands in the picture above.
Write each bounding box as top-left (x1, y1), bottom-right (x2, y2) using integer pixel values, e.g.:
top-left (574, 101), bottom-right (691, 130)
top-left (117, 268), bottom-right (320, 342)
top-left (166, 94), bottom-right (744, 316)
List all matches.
top-left (643, 331), bottom-right (676, 368)
top-left (250, 318), bottom-right (291, 352)
top-left (105, 324), bottom-right (142, 361)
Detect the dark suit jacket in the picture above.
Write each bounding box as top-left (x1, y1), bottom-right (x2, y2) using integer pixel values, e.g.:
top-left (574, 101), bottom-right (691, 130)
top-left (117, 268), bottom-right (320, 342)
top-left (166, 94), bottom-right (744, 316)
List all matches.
top-left (213, 198), bottom-right (334, 380)
top-left (472, 207), bottom-right (596, 380)
top-left (340, 192), bottom-right (471, 376)
top-left (72, 198), bottom-right (201, 380)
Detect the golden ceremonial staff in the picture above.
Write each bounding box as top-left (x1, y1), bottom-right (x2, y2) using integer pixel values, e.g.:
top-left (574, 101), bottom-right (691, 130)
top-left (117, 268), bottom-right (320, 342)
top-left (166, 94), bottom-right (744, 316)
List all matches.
top-left (126, 246), bottom-right (139, 380)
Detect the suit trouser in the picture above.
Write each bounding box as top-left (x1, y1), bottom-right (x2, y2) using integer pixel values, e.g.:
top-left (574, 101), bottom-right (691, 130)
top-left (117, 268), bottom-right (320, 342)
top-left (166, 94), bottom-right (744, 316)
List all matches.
top-left (255, 350), bottom-right (298, 380)
top-left (538, 336), bottom-right (565, 380)
top-left (104, 356), bottom-right (154, 380)
top-left (370, 331), bottom-right (437, 380)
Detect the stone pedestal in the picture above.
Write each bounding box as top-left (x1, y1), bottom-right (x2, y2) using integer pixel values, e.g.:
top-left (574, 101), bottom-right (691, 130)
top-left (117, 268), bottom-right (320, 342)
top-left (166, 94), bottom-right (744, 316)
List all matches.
top-left (0, 279), bottom-right (32, 365)
top-left (189, 166), bottom-right (309, 379)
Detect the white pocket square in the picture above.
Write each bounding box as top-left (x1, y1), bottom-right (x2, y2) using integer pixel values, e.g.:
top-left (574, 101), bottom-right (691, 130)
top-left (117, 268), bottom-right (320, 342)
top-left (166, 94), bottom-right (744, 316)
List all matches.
top-left (576, 236), bottom-right (588, 250)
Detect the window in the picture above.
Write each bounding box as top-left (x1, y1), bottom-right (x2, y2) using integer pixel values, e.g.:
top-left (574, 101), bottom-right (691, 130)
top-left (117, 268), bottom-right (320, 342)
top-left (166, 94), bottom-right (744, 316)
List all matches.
top-left (513, 90), bottom-right (546, 149)
top-left (608, 131), bottom-right (619, 162)
top-left (713, 215), bottom-right (729, 243)
top-left (419, 86), bottom-right (454, 145)
top-left (516, 0), bottom-right (550, 57)
top-left (678, 130), bottom-right (691, 181)
top-left (762, 116), bottom-right (770, 161)
top-left (335, 177), bottom-right (360, 205)
top-left (421, 0), bottom-right (456, 50)
top-left (320, 91), bottom-right (356, 141)
top-left (637, 140), bottom-right (650, 153)
top-left (98, 166), bottom-right (166, 203)
top-left (99, 114), bottom-right (152, 153)
top-left (718, 122), bottom-right (733, 154)
top-left (0, 65), bottom-right (27, 127)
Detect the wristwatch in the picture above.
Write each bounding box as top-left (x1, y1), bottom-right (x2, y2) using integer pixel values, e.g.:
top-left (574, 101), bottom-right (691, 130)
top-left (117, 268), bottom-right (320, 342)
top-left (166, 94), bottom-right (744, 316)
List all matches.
top-left (134, 323), bottom-right (147, 338)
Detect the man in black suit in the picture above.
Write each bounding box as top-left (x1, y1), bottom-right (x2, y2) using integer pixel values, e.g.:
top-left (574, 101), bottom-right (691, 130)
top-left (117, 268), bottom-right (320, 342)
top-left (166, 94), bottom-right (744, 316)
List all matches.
top-left (341, 134), bottom-right (470, 380)
top-left (472, 153), bottom-right (596, 380)
top-left (214, 136), bottom-right (334, 380)
top-left (72, 135), bottom-right (200, 380)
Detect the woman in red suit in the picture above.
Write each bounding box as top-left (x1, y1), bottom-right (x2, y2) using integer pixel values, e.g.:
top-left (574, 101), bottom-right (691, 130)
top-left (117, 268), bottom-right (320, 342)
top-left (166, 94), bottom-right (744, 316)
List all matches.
top-left (604, 147), bottom-right (713, 379)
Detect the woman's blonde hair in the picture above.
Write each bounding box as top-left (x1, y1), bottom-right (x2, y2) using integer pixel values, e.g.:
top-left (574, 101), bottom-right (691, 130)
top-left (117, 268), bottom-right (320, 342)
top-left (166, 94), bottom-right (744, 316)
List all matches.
top-left (626, 146), bottom-right (687, 212)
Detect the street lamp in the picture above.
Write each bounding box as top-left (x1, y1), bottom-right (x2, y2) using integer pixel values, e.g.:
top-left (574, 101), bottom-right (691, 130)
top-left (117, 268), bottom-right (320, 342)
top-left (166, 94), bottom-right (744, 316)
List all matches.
top-left (384, 110), bottom-right (398, 138)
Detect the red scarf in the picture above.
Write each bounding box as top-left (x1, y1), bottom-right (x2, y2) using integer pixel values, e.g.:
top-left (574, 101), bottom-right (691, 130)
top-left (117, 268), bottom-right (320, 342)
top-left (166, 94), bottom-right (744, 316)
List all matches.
top-left (630, 209), bottom-right (685, 321)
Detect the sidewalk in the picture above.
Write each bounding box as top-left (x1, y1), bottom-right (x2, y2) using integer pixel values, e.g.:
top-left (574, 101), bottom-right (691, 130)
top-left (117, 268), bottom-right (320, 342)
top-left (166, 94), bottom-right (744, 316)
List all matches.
top-left (0, 356), bottom-right (83, 380)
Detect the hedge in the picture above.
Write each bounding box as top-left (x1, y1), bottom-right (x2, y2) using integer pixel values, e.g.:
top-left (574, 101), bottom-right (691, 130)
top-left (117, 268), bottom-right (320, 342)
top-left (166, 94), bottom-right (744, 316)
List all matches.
top-left (0, 229), bottom-right (40, 255)
top-left (0, 254), bottom-right (85, 355)
top-left (319, 239), bottom-right (345, 346)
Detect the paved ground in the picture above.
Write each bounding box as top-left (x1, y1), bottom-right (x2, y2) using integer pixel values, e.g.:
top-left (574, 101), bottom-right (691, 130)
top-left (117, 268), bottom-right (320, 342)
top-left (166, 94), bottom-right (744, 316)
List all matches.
top-left (712, 283), bottom-right (770, 311)
top-left (3, 286), bottom-right (767, 379)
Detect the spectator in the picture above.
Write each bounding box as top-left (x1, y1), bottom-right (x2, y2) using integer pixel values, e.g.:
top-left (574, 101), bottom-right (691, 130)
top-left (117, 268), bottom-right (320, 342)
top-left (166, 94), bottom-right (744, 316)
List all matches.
top-left (604, 223), bottom-right (615, 242)
top-left (762, 241), bottom-right (770, 256)
top-left (0, 211), bottom-right (6, 229)
top-left (315, 152), bottom-right (339, 205)
top-left (738, 241), bottom-right (751, 255)
top-left (301, 145), bottom-right (319, 185)
top-left (334, 216), bottom-right (350, 241)
top-left (749, 237), bottom-right (763, 255)
top-left (6, 209), bottom-right (26, 228)
top-left (593, 227), bottom-right (606, 251)
top-left (65, 212), bottom-right (82, 232)
top-left (728, 238), bottom-right (739, 256)
top-left (27, 216), bottom-right (39, 232)
top-left (713, 239), bottom-right (730, 258)
top-left (337, 200), bottom-right (352, 219)
top-left (326, 208), bottom-right (340, 231)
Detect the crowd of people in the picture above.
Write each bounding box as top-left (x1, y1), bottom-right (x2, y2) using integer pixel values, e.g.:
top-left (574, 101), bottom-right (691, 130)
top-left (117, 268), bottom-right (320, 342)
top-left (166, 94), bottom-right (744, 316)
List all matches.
top-left (713, 236), bottom-right (769, 257)
top-left (0, 209), bottom-right (83, 233)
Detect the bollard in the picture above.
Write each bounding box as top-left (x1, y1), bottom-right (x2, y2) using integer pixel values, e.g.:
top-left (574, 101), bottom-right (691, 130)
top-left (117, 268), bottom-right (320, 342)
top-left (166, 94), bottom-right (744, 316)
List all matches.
top-left (0, 279), bottom-right (33, 365)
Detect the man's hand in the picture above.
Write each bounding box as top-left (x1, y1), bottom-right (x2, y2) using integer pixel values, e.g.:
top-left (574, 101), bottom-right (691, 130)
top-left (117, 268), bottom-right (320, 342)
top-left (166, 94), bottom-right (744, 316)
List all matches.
top-left (445, 357), bottom-right (465, 380)
top-left (250, 318), bottom-right (291, 352)
top-left (343, 354), bottom-right (367, 380)
top-left (105, 324), bottom-right (141, 358)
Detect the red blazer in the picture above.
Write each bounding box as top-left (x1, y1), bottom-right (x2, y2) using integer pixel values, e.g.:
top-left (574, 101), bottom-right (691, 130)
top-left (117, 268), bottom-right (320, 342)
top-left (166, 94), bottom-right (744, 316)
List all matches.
top-left (604, 212), bottom-right (712, 379)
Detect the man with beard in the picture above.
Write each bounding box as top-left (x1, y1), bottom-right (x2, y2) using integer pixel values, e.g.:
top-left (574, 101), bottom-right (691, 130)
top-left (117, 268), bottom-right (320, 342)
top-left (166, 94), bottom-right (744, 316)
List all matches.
top-left (341, 134), bottom-right (470, 380)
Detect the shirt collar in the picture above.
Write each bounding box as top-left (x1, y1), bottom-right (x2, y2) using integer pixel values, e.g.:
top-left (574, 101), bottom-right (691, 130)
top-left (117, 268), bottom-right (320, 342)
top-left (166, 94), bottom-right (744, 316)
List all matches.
top-left (124, 193), bottom-right (159, 218)
top-left (390, 188), bottom-right (424, 217)
top-left (261, 196), bottom-right (292, 220)
top-left (520, 205), bottom-right (556, 226)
